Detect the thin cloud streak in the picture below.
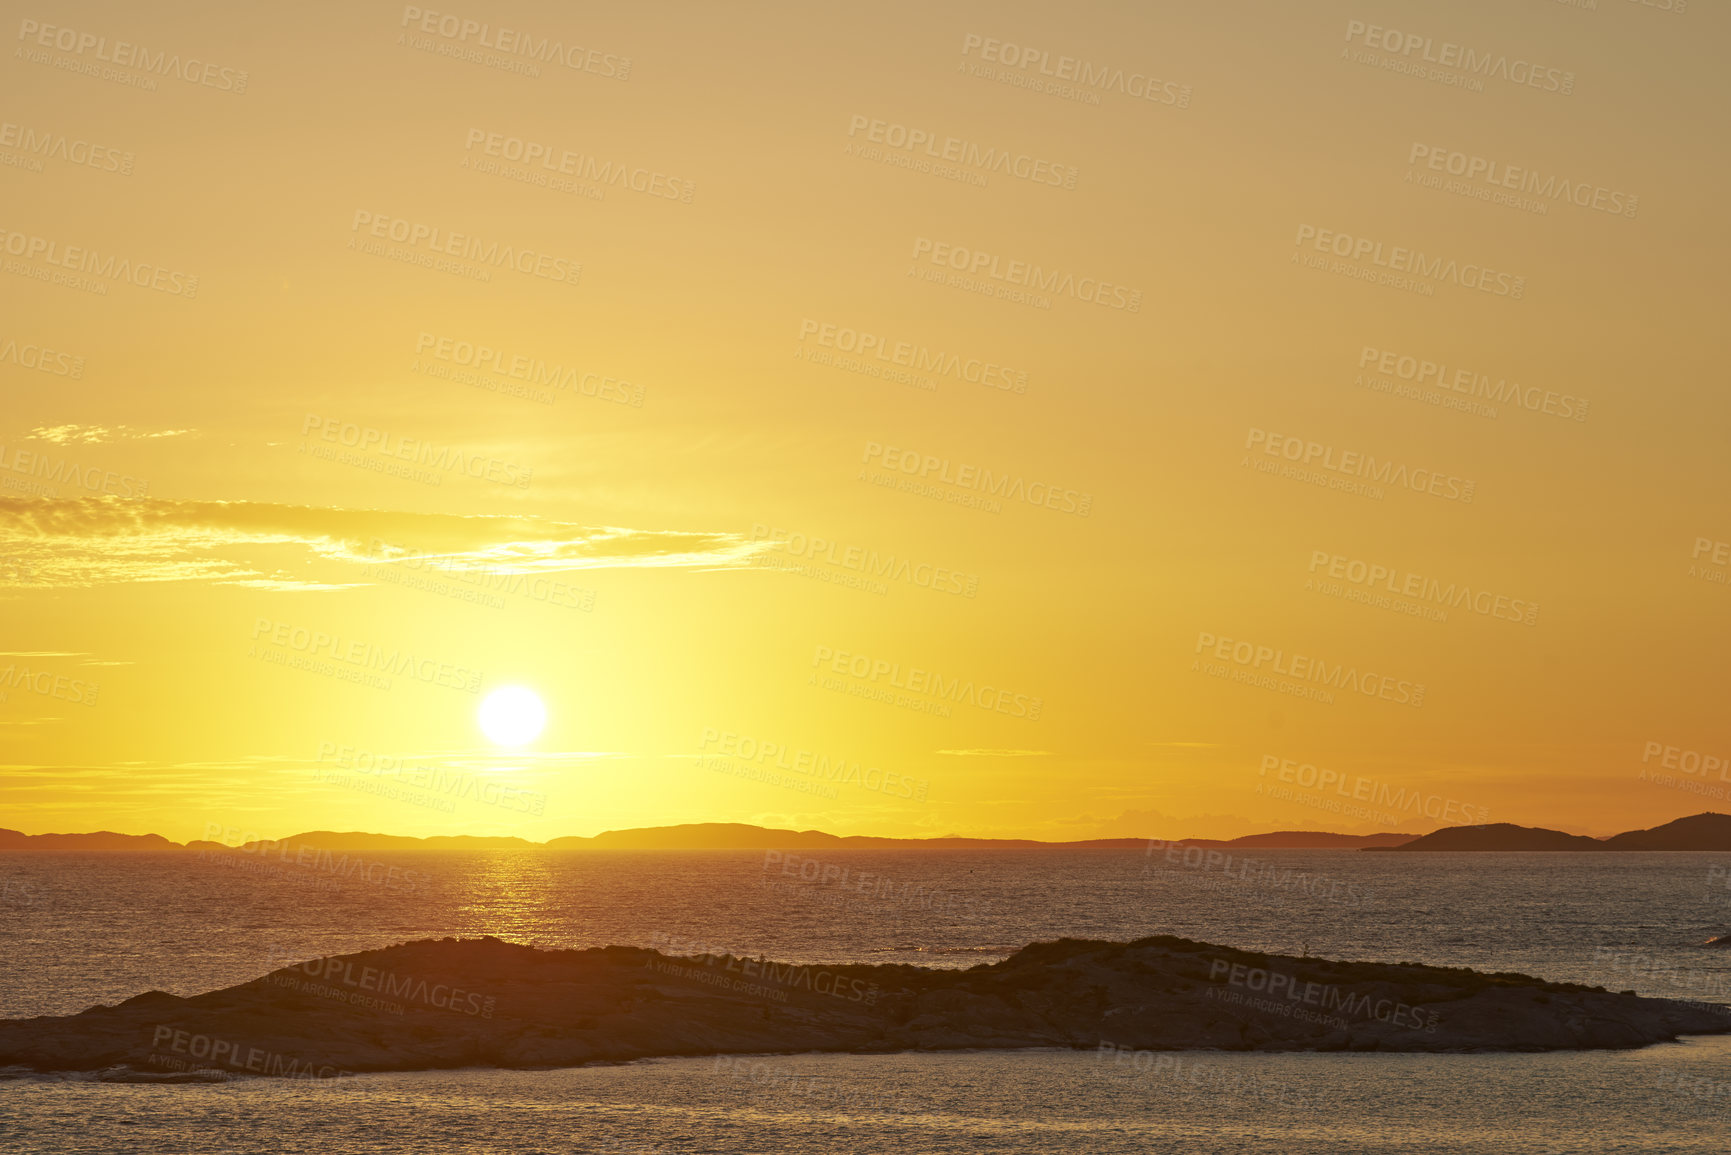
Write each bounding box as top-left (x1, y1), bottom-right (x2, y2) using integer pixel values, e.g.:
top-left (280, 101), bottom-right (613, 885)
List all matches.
top-left (0, 497), bottom-right (768, 587)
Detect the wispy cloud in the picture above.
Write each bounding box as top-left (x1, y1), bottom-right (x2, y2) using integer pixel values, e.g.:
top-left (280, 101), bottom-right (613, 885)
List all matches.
top-left (28, 425), bottom-right (193, 445)
top-left (0, 497), bottom-right (768, 588)
top-left (218, 578), bottom-right (371, 592)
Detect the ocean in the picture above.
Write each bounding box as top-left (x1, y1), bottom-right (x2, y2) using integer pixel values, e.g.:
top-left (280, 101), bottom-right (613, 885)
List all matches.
top-left (4, 848), bottom-right (1731, 1152)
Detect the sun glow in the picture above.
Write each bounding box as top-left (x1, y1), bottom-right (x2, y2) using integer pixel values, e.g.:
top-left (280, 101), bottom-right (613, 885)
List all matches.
top-left (478, 686), bottom-right (547, 747)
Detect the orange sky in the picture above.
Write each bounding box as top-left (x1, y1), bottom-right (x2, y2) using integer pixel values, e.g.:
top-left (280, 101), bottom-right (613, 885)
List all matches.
top-left (3, 0), bottom-right (1728, 843)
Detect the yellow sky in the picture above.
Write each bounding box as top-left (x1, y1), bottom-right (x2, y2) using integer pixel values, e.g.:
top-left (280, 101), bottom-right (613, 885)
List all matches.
top-left (2, 0), bottom-right (1727, 843)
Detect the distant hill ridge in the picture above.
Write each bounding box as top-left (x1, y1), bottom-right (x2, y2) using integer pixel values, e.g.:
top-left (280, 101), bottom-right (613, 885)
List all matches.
top-left (5, 813), bottom-right (1729, 852)
top-left (1371, 812), bottom-right (1731, 852)
top-left (0, 830), bottom-right (181, 851)
top-left (0, 822), bottom-right (1413, 852)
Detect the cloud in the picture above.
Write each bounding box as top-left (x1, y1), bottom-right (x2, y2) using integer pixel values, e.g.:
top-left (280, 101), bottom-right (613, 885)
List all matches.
top-left (0, 497), bottom-right (768, 588)
top-left (28, 425), bottom-right (193, 445)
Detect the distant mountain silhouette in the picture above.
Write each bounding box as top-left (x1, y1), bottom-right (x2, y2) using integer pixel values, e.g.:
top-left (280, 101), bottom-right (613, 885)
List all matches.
top-left (1603, 813), bottom-right (1731, 850)
top-left (11, 815), bottom-right (1727, 852)
top-left (0, 822), bottom-right (1416, 852)
top-left (1369, 823), bottom-right (1605, 851)
top-left (1177, 830), bottom-right (1416, 849)
top-left (542, 824), bottom-right (1416, 851)
top-left (1372, 813), bottom-right (1731, 851)
top-left (0, 829), bottom-right (180, 851)
top-left (225, 831), bottom-right (540, 854)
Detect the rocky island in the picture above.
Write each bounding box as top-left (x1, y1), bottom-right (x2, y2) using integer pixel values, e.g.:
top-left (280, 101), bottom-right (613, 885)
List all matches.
top-left (3, 935), bottom-right (1727, 1080)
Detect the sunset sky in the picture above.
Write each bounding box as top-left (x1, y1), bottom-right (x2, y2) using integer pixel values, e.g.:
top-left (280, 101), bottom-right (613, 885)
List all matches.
top-left (3, 0), bottom-right (1728, 844)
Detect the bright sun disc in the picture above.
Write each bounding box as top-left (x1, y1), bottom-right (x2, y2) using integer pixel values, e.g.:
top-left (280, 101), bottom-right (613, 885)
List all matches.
top-left (478, 686), bottom-right (546, 746)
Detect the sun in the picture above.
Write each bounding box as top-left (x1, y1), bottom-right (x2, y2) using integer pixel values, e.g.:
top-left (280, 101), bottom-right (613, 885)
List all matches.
top-left (477, 686), bottom-right (547, 746)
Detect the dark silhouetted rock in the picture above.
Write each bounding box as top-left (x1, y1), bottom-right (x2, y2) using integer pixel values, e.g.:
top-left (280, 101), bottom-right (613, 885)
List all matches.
top-left (1, 935), bottom-right (1725, 1079)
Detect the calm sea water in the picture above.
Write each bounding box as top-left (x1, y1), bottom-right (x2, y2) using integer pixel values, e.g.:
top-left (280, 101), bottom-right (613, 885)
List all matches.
top-left (4, 848), bottom-right (1731, 1152)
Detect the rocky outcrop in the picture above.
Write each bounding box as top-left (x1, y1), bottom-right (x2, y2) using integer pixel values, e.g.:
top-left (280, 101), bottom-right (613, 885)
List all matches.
top-left (2, 935), bottom-right (1727, 1079)
top-left (1368, 823), bottom-right (1607, 851)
